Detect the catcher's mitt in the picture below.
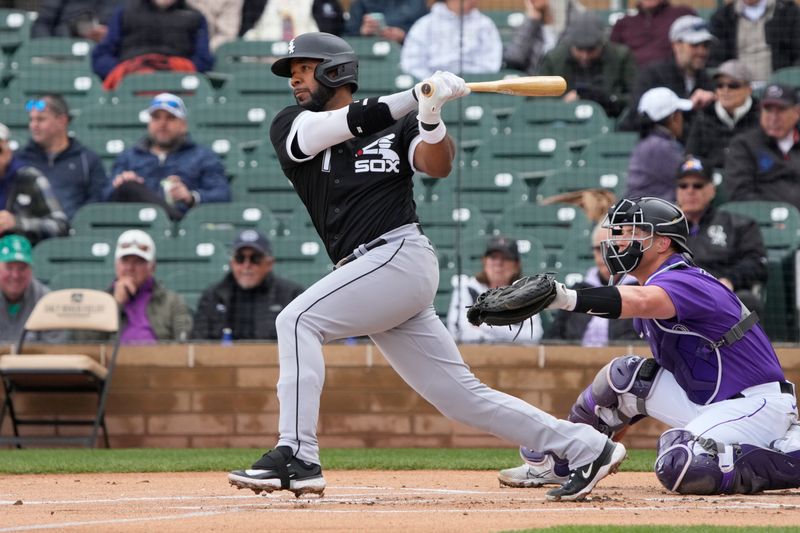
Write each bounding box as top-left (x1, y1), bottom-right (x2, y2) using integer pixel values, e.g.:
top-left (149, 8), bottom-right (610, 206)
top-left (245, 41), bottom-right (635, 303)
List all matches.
top-left (466, 273), bottom-right (557, 327)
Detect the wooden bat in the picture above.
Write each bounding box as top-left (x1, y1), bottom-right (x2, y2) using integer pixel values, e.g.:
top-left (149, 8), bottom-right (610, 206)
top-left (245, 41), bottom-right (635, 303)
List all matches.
top-left (420, 76), bottom-right (567, 98)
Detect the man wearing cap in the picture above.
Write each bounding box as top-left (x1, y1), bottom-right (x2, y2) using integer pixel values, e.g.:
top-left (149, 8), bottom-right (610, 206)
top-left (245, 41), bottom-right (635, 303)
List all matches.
top-left (0, 234), bottom-right (65, 343)
top-left (625, 87), bottom-right (691, 201)
top-left (104, 93), bottom-right (230, 221)
top-left (446, 235), bottom-right (543, 344)
top-left (708, 0), bottom-right (800, 84)
top-left (686, 60), bottom-right (760, 171)
top-left (676, 156), bottom-right (767, 315)
top-left (0, 122), bottom-right (69, 245)
top-left (538, 11), bottom-right (636, 118)
top-left (623, 15), bottom-right (715, 132)
top-left (107, 229), bottom-right (192, 343)
top-left (725, 83), bottom-right (800, 211)
top-left (191, 230), bottom-right (304, 341)
top-left (17, 93), bottom-right (107, 220)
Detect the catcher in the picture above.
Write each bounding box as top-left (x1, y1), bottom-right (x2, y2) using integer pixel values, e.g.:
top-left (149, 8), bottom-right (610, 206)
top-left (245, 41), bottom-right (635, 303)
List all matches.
top-left (472, 197), bottom-right (800, 495)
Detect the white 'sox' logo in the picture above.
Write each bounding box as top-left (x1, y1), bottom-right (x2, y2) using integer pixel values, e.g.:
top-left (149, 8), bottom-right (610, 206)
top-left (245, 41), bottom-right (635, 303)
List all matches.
top-left (354, 134), bottom-right (400, 173)
top-left (288, 39), bottom-right (295, 54)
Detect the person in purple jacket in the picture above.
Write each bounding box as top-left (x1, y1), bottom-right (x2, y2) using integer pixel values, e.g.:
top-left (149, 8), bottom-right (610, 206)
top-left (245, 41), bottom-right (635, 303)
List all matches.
top-left (499, 196), bottom-right (800, 495)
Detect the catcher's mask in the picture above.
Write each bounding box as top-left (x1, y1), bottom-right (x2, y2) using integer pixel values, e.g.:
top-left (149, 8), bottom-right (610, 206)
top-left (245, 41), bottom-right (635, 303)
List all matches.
top-left (271, 32), bottom-right (359, 93)
top-left (601, 197), bottom-right (691, 276)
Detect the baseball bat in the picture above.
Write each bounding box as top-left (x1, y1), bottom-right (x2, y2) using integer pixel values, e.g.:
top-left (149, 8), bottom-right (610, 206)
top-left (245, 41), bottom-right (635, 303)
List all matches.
top-left (420, 76), bottom-right (567, 98)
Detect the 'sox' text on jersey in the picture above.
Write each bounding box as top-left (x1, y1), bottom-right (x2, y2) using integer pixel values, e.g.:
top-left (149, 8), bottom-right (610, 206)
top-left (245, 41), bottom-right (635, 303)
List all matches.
top-left (354, 134), bottom-right (400, 174)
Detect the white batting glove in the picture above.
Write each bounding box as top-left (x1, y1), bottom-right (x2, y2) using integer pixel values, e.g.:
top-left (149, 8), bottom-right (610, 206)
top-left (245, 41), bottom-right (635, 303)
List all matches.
top-left (546, 281), bottom-right (577, 311)
top-left (415, 71), bottom-right (470, 124)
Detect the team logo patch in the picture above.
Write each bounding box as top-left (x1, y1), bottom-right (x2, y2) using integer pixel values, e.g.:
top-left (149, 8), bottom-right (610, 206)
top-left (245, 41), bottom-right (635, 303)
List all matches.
top-left (354, 134), bottom-right (400, 173)
top-left (707, 224), bottom-right (727, 247)
top-left (288, 39), bottom-right (296, 54)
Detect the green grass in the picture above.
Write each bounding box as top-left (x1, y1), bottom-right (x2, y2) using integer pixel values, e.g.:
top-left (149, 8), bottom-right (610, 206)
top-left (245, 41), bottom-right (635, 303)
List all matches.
top-left (0, 448), bottom-right (657, 474)
top-left (507, 528), bottom-right (800, 533)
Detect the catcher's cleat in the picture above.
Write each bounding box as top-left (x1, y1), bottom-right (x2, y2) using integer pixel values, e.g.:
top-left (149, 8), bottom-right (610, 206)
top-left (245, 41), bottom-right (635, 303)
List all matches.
top-left (545, 440), bottom-right (626, 502)
top-left (499, 449), bottom-right (569, 488)
top-left (228, 446), bottom-right (326, 497)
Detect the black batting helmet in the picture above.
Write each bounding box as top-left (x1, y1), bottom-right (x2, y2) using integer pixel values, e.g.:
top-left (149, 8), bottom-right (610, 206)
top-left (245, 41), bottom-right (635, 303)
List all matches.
top-left (601, 197), bottom-right (691, 275)
top-left (271, 32), bottom-right (359, 92)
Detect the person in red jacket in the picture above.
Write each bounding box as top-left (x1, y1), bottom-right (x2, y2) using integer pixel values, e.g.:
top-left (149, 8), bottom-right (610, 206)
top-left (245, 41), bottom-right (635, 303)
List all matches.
top-left (610, 0), bottom-right (696, 68)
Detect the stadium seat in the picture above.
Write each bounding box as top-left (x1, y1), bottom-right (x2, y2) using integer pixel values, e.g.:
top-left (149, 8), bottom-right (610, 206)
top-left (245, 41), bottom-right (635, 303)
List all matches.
top-left (4, 70), bottom-right (105, 112)
top-left (71, 102), bottom-right (150, 139)
top-left (77, 130), bottom-right (139, 170)
top-left (271, 234), bottom-right (331, 271)
top-left (32, 235), bottom-right (115, 285)
top-left (216, 69), bottom-right (294, 106)
top-left (416, 202), bottom-right (491, 266)
top-left (553, 233), bottom-right (595, 286)
top-left (483, 131), bottom-right (573, 173)
top-left (719, 201), bottom-right (800, 341)
top-left (279, 263), bottom-right (331, 289)
top-left (769, 66), bottom-right (800, 87)
top-left (574, 132), bottom-right (638, 169)
top-left (345, 37), bottom-right (413, 95)
top-left (70, 202), bottom-right (174, 239)
top-left (159, 267), bottom-right (224, 312)
top-left (0, 289), bottom-right (121, 448)
top-left (109, 72), bottom-right (216, 105)
top-left (484, 10), bottom-right (526, 42)
top-left (450, 165), bottom-right (531, 227)
top-left (0, 9), bottom-right (31, 55)
top-left (230, 167), bottom-right (305, 222)
top-left (47, 267), bottom-right (112, 292)
top-left (515, 99), bottom-right (612, 148)
top-left (177, 202), bottom-right (280, 242)
top-left (536, 166), bottom-right (625, 203)
top-left (153, 235), bottom-right (228, 280)
top-left (459, 234), bottom-right (548, 275)
top-left (213, 39), bottom-right (288, 74)
top-left (8, 37), bottom-right (93, 73)
top-left (193, 102), bottom-right (276, 145)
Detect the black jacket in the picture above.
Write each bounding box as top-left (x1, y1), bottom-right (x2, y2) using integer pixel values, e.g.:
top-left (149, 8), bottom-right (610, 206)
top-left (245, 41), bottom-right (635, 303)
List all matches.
top-left (31, 0), bottom-right (120, 38)
top-left (685, 99), bottom-right (761, 170)
top-left (708, 0), bottom-right (800, 72)
top-left (191, 272), bottom-right (304, 341)
top-left (724, 126), bottom-right (800, 211)
top-left (687, 207), bottom-right (767, 292)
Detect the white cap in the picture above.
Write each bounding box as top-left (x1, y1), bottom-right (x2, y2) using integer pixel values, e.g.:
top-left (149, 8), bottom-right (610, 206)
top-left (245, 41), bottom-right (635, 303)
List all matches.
top-left (669, 15), bottom-right (714, 45)
top-left (146, 92), bottom-right (187, 120)
top-left (115, 229), bottom-right (156, 263)
top-left (0, 122), bottom-right (10, 141)
top-left (638, 87), bottom-right (693, 122)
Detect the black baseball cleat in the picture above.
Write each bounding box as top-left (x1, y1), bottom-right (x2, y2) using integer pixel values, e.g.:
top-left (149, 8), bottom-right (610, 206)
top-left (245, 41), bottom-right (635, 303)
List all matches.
top-left (545, 440), bottom-right (627, 502)
top-left (228, 446), bottom-right (326, 497)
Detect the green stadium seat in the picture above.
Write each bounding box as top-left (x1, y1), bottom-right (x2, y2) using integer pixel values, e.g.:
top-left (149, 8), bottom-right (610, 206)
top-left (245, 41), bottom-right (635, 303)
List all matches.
top-left (459, 234), bottom-right (548, 275)
top-left (48, 267), bottom-right (111, 291)
top-left (193, 102), bottom-right (276, 144)
top-left (536, 166), bottom-right (625, 203)
top-left (719, 201), bottom-right (800, 342)
top-left (553, 233), bottom-right (595, 287)
top-left (4, 70), bottom-right (105, 111)
top-left (153, 236), bottom-right (228, 279)
top-left (271, 234), bottom-right (331, 270)
top-left (70, 202), bottom-right (174, 239)
top-left (345, 37), bottom-right (413, 95)
top-left (177, 202), bottom-right (280, 243)
top-left (9, 38), bottom-right (93, 73)
top-left (450, 165), bottom-right (531, 227)
top-left (769, 66), bottom-right (800, 87)
top-left (77, 130), bottom-right (139, 170)
top-left (0, 99), bottom-right (33, 148)
top-left (279, 263), bottom-right (330, 289)
top-left (574, 132), bottom-right (638, 169)
top-left (484, 10), bottom-right (526, 42)
top-left (515, 99), bottom-right (612, 149)
top-left (213, 39), bottom-right (288, 74)
top-left (0, 9), bottom-right (31, 54)
top-left (217, 69), bottom-right (294, 106)
top-left (159, 267), bottom-right (225, 312)
top-left (71, 102), bottom-right (149, 139)
top-left (416, 202), bottom-right (491, 266)
top-left (109, 72), bottom-right (216, 105)
top-left (230, 167), bottom-right (305, 222)
top-left (32, 236), bottom-right (115, 285)
top-left (483, 131), bottom-right (573, 173)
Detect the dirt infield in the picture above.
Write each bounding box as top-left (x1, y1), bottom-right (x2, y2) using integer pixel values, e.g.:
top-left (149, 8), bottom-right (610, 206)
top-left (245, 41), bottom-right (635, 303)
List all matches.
top-left (1, 471), bottom-right (799, 532)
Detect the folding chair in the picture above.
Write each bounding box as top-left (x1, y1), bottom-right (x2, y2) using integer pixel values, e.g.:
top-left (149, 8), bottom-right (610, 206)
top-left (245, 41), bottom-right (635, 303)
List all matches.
top-left (0, 289), bottom-right (120, 448)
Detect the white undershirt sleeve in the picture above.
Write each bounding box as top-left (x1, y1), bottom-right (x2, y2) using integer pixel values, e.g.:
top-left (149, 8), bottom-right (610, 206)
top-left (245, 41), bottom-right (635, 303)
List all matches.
top-left (289, 107), bottom-right (354, 160)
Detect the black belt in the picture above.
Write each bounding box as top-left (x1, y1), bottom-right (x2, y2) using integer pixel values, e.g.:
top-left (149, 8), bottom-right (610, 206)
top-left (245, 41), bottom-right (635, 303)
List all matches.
top-left (729, 381), bottom-right (794, 400)
top-left (334, 224), bottom-right (425, 269)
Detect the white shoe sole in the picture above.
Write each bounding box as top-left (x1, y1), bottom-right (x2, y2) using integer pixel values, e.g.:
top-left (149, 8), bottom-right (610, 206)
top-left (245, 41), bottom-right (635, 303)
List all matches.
top-left (498, 472), bottom-right (566, 488)
top-left (546, 443), bottom-right (627, 502)
top-left (228, 472), bottom-right (326, 497)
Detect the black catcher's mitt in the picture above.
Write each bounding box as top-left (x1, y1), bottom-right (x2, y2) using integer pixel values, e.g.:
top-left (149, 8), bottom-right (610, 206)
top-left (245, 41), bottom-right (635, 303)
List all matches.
top-left (466, 273), bottom-right (557, 327)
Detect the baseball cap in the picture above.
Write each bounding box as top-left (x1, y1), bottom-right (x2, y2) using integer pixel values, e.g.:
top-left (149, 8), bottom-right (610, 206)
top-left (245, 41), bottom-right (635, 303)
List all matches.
top-left (677, 156), bottom-right (711, 181)
top-left (484, 236), bottom-right (520, 261)
top-left (232, 229), bottom-right (272, 256)
top-left (0, 234), bottom-right (32, 264)
top-left (147, 92), bottom-right (187, 119)
top-left (566, 13), bottom-right (605, 49)
top-left (761, 83), bottom-right (799, 108)
top-left (712, 60), bottom-right (753, 84)
top-left (669, 15), bottom-right (714, 44)
top-left (0, 122), bottom-right (10, 142)
top-left (115, 229), bottom-right (156, 262)
top-left (638, 87), bottom-right (693, 122)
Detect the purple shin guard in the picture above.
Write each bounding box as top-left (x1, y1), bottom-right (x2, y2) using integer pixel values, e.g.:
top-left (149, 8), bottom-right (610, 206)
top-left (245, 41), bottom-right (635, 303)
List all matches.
top-left (520, 447), bottom-right (570, 477)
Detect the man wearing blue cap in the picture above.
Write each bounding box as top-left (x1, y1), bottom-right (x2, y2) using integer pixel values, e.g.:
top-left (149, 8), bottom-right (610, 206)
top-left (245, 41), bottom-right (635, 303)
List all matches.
top-left (104, 93), bottom-right (230, 220)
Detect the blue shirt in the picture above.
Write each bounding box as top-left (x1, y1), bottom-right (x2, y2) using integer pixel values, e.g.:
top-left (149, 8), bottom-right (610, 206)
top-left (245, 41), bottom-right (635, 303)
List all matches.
top-left (634, 254), bottom-right (785, 404)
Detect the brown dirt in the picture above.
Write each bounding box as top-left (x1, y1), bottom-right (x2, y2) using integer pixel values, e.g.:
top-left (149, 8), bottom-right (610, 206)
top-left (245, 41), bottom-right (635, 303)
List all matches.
top-left (1, 471), bottom-right (799, 532)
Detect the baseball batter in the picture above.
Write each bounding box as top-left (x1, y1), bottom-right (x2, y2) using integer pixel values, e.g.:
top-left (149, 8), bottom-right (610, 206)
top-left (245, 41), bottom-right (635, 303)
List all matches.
top-left (227, 32), bottom-right (625, 502)
top-left (499, 197), bottom-right (800, 495)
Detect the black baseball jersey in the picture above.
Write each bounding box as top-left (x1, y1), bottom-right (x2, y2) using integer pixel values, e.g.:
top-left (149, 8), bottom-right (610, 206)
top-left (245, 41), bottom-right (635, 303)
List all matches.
top-left (270, 105), bottom-right (421, 263)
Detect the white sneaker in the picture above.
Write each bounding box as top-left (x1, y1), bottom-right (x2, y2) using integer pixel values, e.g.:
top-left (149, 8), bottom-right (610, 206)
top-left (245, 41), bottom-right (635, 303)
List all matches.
top-left (498, 454), bottom-right (569, 488)
top-left (772, 422), bottom-right (800, 454)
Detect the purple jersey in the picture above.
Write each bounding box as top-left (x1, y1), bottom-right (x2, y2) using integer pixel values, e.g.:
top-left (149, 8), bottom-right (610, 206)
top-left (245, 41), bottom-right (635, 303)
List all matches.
top-left (633, 254), bottom-right (784, 405)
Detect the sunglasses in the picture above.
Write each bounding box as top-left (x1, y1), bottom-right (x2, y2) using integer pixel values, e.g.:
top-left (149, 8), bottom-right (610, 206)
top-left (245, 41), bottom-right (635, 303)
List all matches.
top-left (152, 99), bottom-right (183, 110)
top-left (25, 99), bottom-right (47, 112)
top-left (716, 82), bottom-right (743, 90)
top-left (678, 182), bottom-right (706, 190)
top-left (234, 252), bottom-right (265, 265)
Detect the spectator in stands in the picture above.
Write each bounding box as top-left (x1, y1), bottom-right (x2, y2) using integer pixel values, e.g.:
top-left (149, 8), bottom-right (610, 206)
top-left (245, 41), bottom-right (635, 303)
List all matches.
top-left (187, 0), bottom-right (242, 51)
top-left (685, 60), bottom-right (760, 171)
top-left (446, 236), bottom-right (543, 344)
top-left (624, 87), bottom-right (690, 202)
top-left (104, 93), bottom-right (230, 221)
top-left (537, 11), bottom-right (636, 118)
top-left (0, 123), bottom-right (69, 245)
top-left (676, 156), bottom-right (766, 316)
top-left (543, 225), bottom-right (638, 346)
top-left (725, 83), bottom-right (800, 210)
top-left (31, 0), bottom-right (120, 42)
top-left (344, 0), bottom-right (427, 44)
top-left (622, 15), bottom-right (715, 132)
top-left (191, 229), bottom-right (303, 341)
top-left (244, 0), bottom-right (319, 40)
top-left (502, 0), bottom-right (558, 75)
top-left (400, 0), bottom-right (502, 81)
top-left (239, 0), bottom-right (344, 37)
top-left (610, 0), bottom-right (696, 68)
top-left (17, 94), bottom-right (106, 221)
top-left (708, 0), bottom-right (800, 86)
top-left (91, 0), bottom-right (214, 91)
top-left (110, 229), bottom-right (191, 343)
top-left (0, 235), bottom-right (65, 343)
